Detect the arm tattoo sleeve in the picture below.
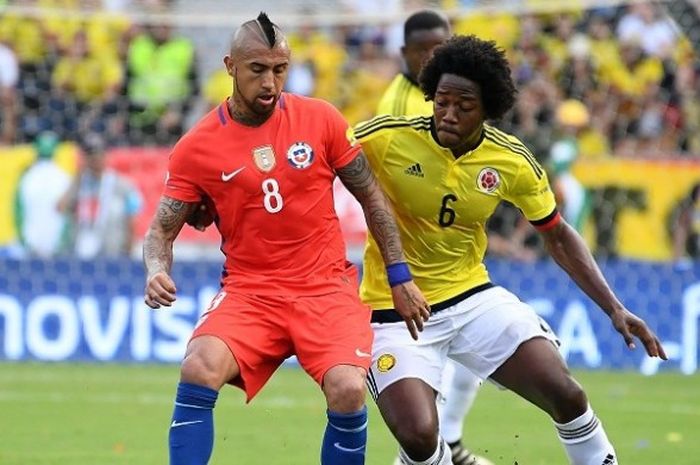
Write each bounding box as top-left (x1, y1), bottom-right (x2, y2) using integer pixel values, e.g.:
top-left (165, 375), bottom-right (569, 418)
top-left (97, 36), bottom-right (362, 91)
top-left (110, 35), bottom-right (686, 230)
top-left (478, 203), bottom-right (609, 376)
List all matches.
top-left (337, 151), bottom-right (405, 264)
top-left (143, 196), bottom-right (196, 277)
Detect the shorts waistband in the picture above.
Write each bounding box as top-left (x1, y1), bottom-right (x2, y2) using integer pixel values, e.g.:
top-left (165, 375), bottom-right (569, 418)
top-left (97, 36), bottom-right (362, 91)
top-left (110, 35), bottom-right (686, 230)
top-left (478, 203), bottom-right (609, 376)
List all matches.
top-left (370, 282), bottom-right (494, 324)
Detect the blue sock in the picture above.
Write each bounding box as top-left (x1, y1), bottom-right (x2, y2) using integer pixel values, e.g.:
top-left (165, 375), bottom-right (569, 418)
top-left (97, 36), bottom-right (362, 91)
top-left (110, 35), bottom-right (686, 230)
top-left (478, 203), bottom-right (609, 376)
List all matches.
top-left (169, 382), bottom-right (218, 465)
top-left (321, 406), bottom-right (368, 465)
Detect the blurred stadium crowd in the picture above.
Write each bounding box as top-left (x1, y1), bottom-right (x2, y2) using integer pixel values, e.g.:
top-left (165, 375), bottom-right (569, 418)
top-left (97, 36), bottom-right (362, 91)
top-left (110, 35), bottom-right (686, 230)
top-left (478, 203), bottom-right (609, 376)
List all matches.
top-left (0, 0), bottom-right (699, 262)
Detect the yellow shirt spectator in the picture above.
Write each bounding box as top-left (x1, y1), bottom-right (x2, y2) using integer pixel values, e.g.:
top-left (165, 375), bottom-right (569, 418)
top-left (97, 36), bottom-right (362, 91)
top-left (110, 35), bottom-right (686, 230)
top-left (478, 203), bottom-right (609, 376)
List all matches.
top-left (52, 32), bottom-right (123, 103)
top-left (203, 69), bottom-right (232, 109)
top-left (84, 12), bottom-right (131, 59)
top-left (52, 55), bottom-right (123, 103)
top-left (39, 0), bottom-right (82, 53)
top-left (0, 13), bottom-right (46, 64)
top-left (288, 29), bottom-right (346, 102)
top-left (452, 12), bottom-right (520, 51)
top-left (598, 44), bottom-right (663, 97)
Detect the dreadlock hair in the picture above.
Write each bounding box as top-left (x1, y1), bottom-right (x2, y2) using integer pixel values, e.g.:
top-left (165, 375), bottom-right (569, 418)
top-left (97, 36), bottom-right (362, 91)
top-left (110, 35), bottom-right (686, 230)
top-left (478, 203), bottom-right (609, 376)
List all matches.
top-left (419, 35), bottom-right (517, 120)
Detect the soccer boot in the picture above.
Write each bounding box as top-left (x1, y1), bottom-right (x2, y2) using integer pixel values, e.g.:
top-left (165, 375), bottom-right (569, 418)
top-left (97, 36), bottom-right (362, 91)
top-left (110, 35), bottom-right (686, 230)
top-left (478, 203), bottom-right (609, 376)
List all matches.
top-left (448, 441), bottom-right (495, 465)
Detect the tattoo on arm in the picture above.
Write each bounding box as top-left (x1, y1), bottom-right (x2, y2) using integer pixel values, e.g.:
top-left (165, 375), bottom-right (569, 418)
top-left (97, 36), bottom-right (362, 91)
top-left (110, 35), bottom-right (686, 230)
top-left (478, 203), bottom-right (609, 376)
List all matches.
top-left (337, 152), bottom-right (405, 264)
top-left (143, 196), bottom-right (196, 277)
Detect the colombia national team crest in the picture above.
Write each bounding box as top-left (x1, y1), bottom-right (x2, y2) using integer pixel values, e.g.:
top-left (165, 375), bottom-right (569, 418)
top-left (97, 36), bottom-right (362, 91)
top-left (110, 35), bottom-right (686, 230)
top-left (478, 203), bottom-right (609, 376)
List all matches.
top-left (376, 354), bottom-right (396, 373)
top-left (477, 167), bottom-right (501, 193)
top-left (287, 142), bottom-right (315, 169)
top-left (252, 145), bottom-right (276, 173)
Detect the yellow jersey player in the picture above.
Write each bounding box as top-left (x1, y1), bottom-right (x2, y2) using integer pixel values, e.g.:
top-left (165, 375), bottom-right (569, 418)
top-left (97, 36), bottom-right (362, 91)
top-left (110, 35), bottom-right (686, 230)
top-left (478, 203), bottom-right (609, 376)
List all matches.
top-left (376, 11), bottom-right (443, 118)
top-left (355, 35), bottom-right (666, 465)
top-left (375, 11), bottom-right (491, 465)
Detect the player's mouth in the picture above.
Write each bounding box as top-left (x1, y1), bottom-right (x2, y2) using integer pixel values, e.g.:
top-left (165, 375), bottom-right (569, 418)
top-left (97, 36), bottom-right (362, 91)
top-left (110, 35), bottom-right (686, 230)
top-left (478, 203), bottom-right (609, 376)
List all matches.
top-left (438, 126), bottom-right (460, 137)
top-left (256, 94), bottom-right (276, 106)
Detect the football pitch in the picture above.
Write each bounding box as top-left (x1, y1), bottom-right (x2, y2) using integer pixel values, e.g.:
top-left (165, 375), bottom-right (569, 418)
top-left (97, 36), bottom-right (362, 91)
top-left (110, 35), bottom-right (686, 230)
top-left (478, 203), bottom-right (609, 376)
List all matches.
top-left (1, 363), bottom-right (697, 465)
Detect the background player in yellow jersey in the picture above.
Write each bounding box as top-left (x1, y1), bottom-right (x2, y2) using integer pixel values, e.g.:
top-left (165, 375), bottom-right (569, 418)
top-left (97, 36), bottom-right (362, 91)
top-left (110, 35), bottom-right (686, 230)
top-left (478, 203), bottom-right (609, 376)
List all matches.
top-left (376, 10), bottom-right (491, 465)
top-left (376, 10), bottom-right (446, 118)
top-left (355, 35), bottom-right (667, 465)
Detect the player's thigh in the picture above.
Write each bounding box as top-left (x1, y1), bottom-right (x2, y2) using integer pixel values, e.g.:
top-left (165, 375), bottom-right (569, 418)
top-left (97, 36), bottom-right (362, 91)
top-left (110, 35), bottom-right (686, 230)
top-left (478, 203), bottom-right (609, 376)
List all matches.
top-left (489, 337), bottom-right (586, 418)
top-left (192, 290), bottom-right (293, 401)
top-left (289, 289), bottom-right (373, 387)
top-left (448, 286), bottom-right (559, 381)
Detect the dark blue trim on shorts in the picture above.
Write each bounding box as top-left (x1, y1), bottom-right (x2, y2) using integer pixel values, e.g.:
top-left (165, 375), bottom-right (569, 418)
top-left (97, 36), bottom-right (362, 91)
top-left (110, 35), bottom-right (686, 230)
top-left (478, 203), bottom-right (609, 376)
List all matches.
top-left (370, 282), bottom-right (494, 324)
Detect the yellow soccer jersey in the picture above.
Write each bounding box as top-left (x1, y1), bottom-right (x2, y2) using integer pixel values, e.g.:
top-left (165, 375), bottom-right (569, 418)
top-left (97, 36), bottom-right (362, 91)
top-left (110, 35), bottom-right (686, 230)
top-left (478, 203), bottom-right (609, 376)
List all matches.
top-left (354, 116), bottom-right (558, 311)
top-left (376, 74), bottom-right (432, 117)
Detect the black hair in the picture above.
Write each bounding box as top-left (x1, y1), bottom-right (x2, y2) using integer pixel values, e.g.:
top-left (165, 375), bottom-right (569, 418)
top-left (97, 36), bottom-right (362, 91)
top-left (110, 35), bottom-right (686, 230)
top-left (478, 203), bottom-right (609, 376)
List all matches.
top-left (419, 35), bottom-right (517, 120)
top-left (404, 10), bottom-right (449, 43)
top-left (257, 11), bottom-right (276, 48)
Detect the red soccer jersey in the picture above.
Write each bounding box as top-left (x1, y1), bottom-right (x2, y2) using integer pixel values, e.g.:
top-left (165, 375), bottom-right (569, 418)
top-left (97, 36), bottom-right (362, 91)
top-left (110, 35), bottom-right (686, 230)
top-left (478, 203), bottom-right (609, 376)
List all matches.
top-left (164, 93), bottom-right (362, 295)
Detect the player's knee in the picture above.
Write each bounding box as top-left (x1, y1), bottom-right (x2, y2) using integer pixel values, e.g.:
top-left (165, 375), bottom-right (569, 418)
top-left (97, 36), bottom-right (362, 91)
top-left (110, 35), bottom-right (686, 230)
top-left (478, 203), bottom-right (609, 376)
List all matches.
top-left (323, 367), bottom-right (367, 413)
top-left (394, 416), bottom-right (439, 460)
top-left (549, 377), bottom-right (588, 423)
top-left (180, 351), bottom-right (227, 390)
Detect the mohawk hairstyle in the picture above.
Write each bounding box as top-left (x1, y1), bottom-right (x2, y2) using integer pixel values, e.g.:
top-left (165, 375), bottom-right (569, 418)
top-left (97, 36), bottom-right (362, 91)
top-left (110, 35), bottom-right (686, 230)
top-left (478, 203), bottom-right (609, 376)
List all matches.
top-left (257, 12), bottom-right (277, 48)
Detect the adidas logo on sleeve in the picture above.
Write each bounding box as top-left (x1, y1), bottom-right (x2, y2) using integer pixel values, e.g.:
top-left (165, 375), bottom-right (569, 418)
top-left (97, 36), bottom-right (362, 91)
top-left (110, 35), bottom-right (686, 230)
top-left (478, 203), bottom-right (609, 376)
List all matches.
top-left (404, 163), bottom-right (424, 177)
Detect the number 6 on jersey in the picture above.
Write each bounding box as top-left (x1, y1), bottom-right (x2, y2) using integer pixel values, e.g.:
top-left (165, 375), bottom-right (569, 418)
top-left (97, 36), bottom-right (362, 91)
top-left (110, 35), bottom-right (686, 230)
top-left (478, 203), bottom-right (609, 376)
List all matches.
top-left (262, 178), bottom-right (284, 213)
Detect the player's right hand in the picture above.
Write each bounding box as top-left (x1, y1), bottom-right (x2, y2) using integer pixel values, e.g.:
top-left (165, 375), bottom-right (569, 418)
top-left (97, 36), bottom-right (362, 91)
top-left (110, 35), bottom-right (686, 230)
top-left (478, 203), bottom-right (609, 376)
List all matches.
top-left (145, 271), bottom-right (177, 309)
top-left (390, 281), bottom-right (431, 340)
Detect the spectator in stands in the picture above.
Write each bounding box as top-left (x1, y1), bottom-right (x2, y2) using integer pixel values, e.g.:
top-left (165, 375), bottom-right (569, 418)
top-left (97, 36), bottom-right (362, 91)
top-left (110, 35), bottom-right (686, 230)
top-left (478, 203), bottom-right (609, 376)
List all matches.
top-left (15, 131), bottom-right (72, 258)
top-left (616, 3), bottom-right (678, 59)
top-left (671, 182), bottom-right (700, 264)
top-left (675, 49), bottom-right (699, 154)
top-left (1, 9), bottom-right (59, 142)
top-left (59, 134), bottom-right (142, 259)
top-left (286, 22), bottom-right (346, 103)
top-left (549, 100), bottom-right (592, 233)
top-left (51, 30), bottom-right (124, 142)
top-left (486, 203), bottom-right (541, 261)
top-left (126, 22), bottom-right (197, 145)
top-left (0, 40), bottom-right (19, 144)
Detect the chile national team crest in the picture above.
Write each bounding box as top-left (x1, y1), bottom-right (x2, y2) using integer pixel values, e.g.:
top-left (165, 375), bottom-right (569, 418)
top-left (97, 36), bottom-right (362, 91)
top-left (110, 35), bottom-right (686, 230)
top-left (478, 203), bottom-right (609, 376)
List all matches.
top-left (476, 167), bottom-right (501, 193)
top-left (287, 142), bottom-right (315, 169)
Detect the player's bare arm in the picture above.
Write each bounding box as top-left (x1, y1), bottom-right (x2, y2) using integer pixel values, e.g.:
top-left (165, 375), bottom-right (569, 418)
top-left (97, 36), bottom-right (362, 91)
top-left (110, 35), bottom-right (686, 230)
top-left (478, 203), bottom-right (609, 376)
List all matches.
top-left (143, 196), bottom-right (199, 309)
top-left (337, 151), bottom-right (431, 340)
top-left (540, 218), bottom-right (667, 360)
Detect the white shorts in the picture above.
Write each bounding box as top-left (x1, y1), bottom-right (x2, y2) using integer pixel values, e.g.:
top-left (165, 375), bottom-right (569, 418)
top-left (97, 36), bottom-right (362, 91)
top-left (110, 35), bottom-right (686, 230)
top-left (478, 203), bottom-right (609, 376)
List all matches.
top-left (366, 286), bottom-right (558, 400)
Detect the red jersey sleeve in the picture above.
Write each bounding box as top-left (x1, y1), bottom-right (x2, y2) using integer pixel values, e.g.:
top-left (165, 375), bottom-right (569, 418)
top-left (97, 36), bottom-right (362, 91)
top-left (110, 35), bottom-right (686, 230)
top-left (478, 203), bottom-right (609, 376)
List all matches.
top-left (163, 139), bottom-right (203, 203)
top-left (322, 101), bottom-right (362, 170)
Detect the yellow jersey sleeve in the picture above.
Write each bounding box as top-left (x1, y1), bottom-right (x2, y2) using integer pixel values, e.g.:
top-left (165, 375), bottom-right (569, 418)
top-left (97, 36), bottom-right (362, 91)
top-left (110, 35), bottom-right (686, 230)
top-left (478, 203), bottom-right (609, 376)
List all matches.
top-left (503, 154), bottom-right (557, 222)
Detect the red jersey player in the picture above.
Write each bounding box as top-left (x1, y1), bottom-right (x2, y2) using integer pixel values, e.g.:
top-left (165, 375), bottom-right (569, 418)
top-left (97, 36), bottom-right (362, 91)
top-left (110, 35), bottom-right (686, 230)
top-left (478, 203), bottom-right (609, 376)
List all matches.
top-left (142, 12), bottom-right (430, 465)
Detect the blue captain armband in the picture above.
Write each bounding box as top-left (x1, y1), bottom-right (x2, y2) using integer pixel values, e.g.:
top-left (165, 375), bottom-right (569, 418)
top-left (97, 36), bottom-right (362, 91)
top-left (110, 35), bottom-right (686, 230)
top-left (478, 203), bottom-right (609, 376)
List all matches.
top-left (386, 262), bottom-right (412, 287)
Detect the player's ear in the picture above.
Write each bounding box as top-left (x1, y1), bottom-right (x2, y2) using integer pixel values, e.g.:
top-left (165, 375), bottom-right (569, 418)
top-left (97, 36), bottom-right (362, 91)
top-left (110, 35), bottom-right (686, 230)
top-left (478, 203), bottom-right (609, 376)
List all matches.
top-left (224, 56), bottom-right (235, 77)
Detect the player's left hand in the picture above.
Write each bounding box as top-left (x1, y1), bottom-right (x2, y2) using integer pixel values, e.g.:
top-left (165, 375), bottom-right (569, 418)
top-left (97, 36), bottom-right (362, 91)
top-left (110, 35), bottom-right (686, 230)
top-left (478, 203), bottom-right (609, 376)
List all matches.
top-left (391, 281), bottom-right (431, 341)
top-left (609, 307), bottom-right (667, 360)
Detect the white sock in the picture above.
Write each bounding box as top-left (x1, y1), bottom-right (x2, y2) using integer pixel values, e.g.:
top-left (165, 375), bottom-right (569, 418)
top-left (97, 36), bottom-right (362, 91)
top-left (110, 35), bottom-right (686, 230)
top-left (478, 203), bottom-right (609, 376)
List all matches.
top-left (437, 360), bottom-right (482, 443)
top-left (554, 405), bottom-right (617, 465)
top-left (399, 438), bottom-right (453, 465)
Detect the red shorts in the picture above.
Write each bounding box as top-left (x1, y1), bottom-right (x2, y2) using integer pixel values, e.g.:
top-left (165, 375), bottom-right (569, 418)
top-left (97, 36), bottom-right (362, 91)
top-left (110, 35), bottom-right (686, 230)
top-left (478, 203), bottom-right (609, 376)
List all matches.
top-left (191, 286), bottom-right (373, 401)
